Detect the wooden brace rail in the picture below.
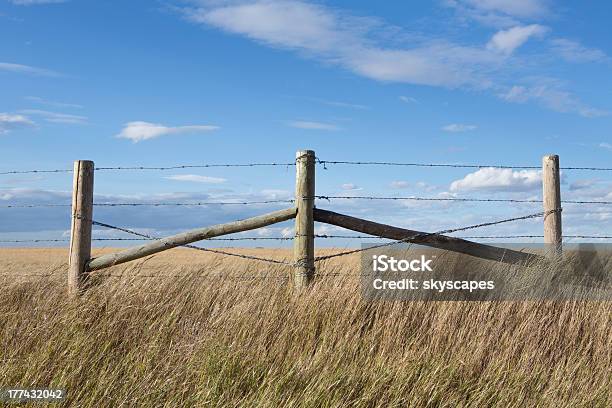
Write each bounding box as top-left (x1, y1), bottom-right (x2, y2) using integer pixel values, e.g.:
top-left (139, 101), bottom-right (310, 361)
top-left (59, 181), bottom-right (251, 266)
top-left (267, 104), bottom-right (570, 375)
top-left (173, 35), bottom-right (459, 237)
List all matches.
top-left (87, 207), bottom-right (297, 271)
top-left (314, 208), bottom-right (543, 265)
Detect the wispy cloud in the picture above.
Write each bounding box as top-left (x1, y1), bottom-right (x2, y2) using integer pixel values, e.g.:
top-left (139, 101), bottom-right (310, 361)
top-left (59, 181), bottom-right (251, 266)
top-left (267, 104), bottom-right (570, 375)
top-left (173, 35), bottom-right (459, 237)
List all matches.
top-left (450, 168), bottom-right (541, 192)
top-left (19, 109), bottom-right (87, 124)
top-left (390, 181), bottom-right (410, 189)
top-left (182, 0), bottom-right (604, 117)
top-left (399, 95), bottom-right (418, 104)
top-left (600, 142), bottom-right (612, 151)
top-left (486, 24), bottom-right (547, 55)
top-left (164, 175), bottom-right (227, 184)
top-left (446, 0), bottom-right (550, 27)
top-left (8, 0), bottom-right (67, 5)
top-left (0, 62), bottom-right (60, 77)
top-left (24, 96), bottom-right (83, 109)
top-left (116, 121), bottom-right (219, 142)
top-left (287, 120), bottom-right (340, 131)
top-left (341, 183), bottom-right (361, 191)
top-left (184, 1), bottom-right (498, 88)
top-left (499, 83), bottom-right (609, 118)
top-left (442, 123), bottom-right (477, 132)
top-left (319, 100), bottom-right (368, 110)
top-left (0, 113), bottom-right (35, 134)
top-left (549, 38), bottom-right (607, 63)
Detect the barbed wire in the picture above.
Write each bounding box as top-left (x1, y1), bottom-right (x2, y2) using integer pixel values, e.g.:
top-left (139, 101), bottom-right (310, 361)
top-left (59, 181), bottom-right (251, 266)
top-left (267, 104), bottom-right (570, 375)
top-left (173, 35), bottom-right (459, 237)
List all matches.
top-left (94, 163), bottom-right (295, 171)
top-left (93, 200), bottom-right (294, 207)
top-left (5, 159), bottom-right (612, 176)
top-left (312, 195), bottom-right (612, 205)
top-left (0, 169), bottom-right (72, 175)
top-left (4, 232), bottom-right (612, 245)
top-left (0, 200), bottom-right (294, 209)
top-left (0, 236), bottom-right (293, 243)
top-left (313, 195), bottom-right (541, 203)
top-left (313, 209), bottom-right (561, 262)
top-left (5, 196), bottom-right (612, 209)
top-left (316, 160), bottom-right (612, 171)
top-left (89, 219), bottom-right (295, 266)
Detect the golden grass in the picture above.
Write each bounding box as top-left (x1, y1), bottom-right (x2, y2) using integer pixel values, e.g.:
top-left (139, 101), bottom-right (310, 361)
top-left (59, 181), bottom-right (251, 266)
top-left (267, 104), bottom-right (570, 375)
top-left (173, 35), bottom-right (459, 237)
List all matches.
top-left (0, 248), bottom-right (610, 407)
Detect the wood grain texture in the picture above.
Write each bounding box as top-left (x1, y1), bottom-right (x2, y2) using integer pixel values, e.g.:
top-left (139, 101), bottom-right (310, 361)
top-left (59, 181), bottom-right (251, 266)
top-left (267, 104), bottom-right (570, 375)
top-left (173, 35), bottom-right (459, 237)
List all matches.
top-left (294, 150), bottom-right (315, 288)
top-left (68, 160), bottom-right (94, 295)
top-left (543, 155), bottom-right (562, 255)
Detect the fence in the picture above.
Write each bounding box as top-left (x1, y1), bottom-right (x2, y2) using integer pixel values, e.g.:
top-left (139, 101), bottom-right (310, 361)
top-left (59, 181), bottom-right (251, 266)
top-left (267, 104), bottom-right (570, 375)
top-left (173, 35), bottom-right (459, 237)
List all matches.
top-left (2, 150), bottom-right (612, 295)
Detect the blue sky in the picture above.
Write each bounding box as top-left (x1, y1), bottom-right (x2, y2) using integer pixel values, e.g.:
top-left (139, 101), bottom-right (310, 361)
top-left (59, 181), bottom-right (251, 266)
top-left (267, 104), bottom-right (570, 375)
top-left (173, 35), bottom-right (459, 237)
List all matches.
top-left (1, 0), bottom-right (611, 247)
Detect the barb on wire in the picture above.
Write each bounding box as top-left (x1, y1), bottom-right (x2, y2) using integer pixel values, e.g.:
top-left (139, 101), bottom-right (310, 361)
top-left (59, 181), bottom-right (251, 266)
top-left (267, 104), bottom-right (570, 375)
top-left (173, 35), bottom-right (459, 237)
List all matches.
top-left (93, 273), bottom-right (289, 280)
top-left (313, 195), bottom-right (542, 203)
top-left (93, 199), bottom-right (294, 207)
top-left (312, 196), bottom-right (612, 205)
top-left (316, 160), bottom-right (612, 171)
top-left (95, 162), bottom-right (295, 171)
top-left (0, 236), bottom-right (292, 244)
top-left (317, 160), bottom-right (540, 169)
top-left (89, 219), bottom-right (295, 266)
top-left (0, 204), bottom-right (71, 208)
top-left (1, 200), bottom-right (294, 209)
top-left (313, 209), bottom-right (561, 262)
top-left (0, 169), bottom-right (72, 175)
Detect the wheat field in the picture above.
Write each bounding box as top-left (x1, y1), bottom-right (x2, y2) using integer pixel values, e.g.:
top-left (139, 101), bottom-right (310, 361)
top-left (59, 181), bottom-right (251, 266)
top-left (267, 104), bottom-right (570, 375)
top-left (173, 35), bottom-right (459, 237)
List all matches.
top-left (0, 247), bottom-right (610, 407)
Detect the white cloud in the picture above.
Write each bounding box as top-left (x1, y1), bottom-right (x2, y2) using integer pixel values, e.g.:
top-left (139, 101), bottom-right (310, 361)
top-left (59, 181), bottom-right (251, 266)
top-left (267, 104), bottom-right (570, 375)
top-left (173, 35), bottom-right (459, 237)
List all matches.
top-left (500, 84), bottom-right (609, 118)
top-left (183, 1), bottom-right (602, 117)
top-left (445, 0), bottom-right (549, 28)
top-left (24, 96), bottom-right (83, 109)
top-left (164, 175), bottom-right (227, 184)
top-left (116, 121), bottom-right (219, 142)
top-left (0, 113), bottom-right (35, 134)
top-left (399, 95), bottom-right (418, 104)
top-left (442, 123), bottom-right (477, 132)
top-left (8, 0), bottom-right (67, 4)
top-left (185, 1), bottom-right (500, 88)
top-left (390, 181), bottom-right (410, 189)
top-left (287, 120), bottom-right (339, 131)
top-left (549, 39), bottom-right (607, 63)
top-left (486, 24), bottom-right (547, 54)
top-left (0, 62), bottom-right (59, 76)
top-left (569, 179), bottom-right (597, 191)
top-left (341, 183), bottom-right (360, 191)
top-left (462, 0), bottom-right (549, 18)
top-left (319, 100), bottom-right (368, 109)
top-left (19, 109), bottom-right (87, 124)
top-left (450, 167), bottom-right (541, 192)
top-left (600, 143), bottom-right (612, 151)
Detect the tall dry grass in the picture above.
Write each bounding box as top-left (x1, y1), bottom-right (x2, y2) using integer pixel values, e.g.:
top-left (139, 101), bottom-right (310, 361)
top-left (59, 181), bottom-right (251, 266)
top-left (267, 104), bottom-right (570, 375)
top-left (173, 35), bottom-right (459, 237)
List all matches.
top-left (0, 248), bottom-right (610, 407)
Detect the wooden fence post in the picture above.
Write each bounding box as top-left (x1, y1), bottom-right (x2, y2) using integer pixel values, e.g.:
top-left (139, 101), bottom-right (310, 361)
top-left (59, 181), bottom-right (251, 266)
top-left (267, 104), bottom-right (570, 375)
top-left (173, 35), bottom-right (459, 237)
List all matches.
top-left (68, 160), bottom-right (94, 295)
top-left (294, 150), bottom-right (315, 288)
top-left (542, 154), bottom-right (562, 256)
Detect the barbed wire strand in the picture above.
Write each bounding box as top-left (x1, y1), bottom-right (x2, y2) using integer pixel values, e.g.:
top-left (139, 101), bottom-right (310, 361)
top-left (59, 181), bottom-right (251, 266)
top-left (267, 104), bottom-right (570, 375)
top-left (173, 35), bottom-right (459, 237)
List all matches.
top-left (89, 219), bottom-right (295, 267)
top-left (316, 160), bottom-right (612, 171)
top-left (312, 196), bottom-right (612, 205)
top-left (4, 196), bottom-right (612, 209)
top-left (0, 199), bottom-right (294, 209)
top-left (5, 158), bottom-right (612, 176)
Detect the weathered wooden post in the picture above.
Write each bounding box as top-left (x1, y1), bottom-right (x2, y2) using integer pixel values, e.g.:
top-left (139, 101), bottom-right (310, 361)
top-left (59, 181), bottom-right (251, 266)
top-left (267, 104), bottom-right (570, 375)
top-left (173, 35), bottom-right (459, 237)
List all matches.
top-left (542, 154), bottom-right (562, 257)
top-left (68, 160), bottom-right (94, 295)
top-left (294, 150), bottom-right (315, 288)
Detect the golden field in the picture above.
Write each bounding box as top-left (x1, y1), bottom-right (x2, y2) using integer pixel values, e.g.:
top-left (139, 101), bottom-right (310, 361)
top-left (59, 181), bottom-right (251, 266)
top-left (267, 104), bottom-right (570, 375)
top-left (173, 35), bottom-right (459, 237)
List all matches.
top-left (0, 247), bottom-right (610, 407)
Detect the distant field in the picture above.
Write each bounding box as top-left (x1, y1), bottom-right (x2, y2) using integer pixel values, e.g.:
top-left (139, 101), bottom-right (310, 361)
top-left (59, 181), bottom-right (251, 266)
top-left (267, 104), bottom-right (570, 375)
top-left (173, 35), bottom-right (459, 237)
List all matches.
top-left (0, 248), bottom-right (610, 407)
